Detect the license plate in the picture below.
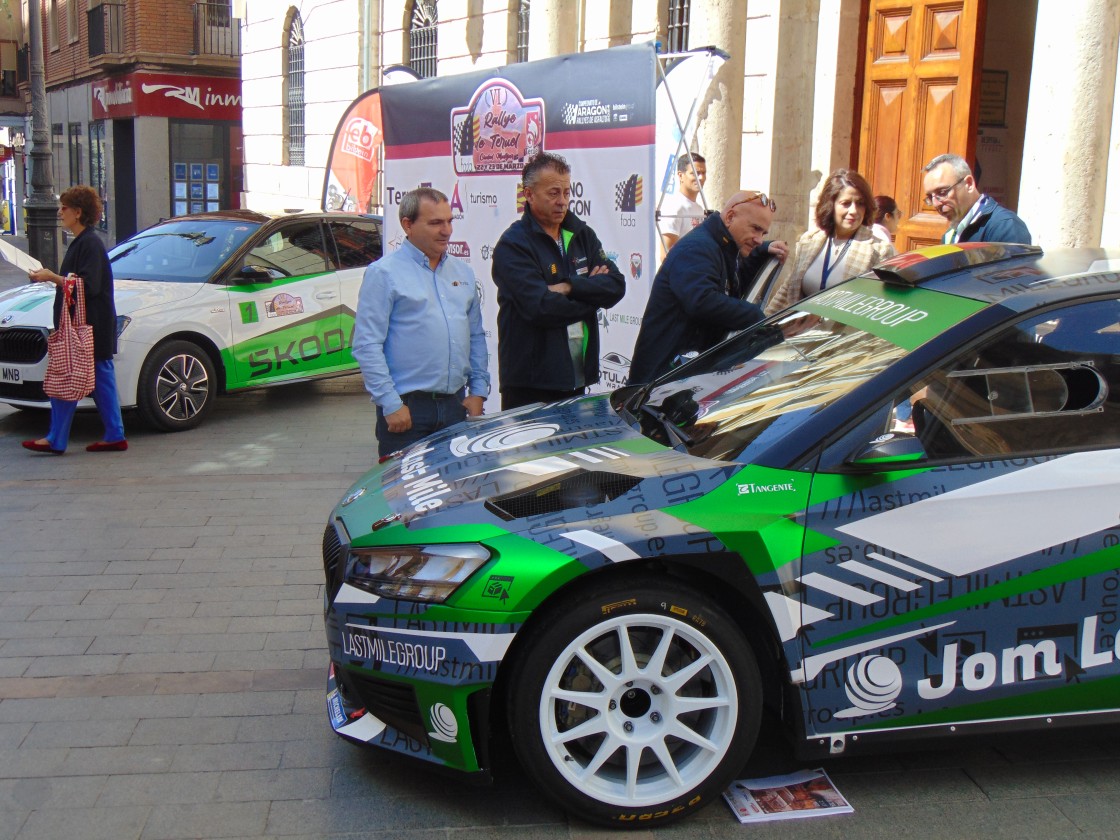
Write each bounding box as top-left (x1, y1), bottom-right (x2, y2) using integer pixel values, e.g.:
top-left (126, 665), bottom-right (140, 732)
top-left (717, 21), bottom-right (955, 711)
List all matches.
top-left (1, 366), bottom-right (22, 383)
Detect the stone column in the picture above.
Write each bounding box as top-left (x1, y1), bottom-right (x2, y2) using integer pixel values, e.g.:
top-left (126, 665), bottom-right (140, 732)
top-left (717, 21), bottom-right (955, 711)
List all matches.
top-left (529, 0), bottom-right (580, 60)
top-left (691, 0), bottom-right (750, 210)
top-left (1019, 0), bottom-right (1120, 247)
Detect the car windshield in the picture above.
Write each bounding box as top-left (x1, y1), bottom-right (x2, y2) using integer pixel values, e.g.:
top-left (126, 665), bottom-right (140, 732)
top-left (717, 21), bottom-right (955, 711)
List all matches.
top-left (109, 219), bottom-right (261, 282)
top-left (614, 310), bottom-right (907, 462)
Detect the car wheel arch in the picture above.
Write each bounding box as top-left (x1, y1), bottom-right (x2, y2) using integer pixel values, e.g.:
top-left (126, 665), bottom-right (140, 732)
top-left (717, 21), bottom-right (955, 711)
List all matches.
top-left (492, 554), bottom-right (793, 730)
top-left (142, 331), bottom-right (227, 393)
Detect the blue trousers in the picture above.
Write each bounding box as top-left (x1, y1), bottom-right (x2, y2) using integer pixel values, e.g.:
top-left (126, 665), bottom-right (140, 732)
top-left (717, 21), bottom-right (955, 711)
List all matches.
top-left (375, 391), bottom-right (466, 458)
top-left (46, 359), bottom-right (127, 452)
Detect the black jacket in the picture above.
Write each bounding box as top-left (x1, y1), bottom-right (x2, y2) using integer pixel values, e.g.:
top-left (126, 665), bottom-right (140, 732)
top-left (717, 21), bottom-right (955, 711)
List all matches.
top-left (958, 195), bottom-right (1032, 244)
top-left (54, 226), bottom-right (116, 360)
top-left (491, 209), bottom-right (625, 392)
top-left (628, 213), bottom-right (766, 383)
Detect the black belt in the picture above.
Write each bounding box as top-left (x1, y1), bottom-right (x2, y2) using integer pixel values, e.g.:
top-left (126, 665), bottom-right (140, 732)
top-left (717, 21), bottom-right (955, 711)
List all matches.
top-left (402, 390), bottom-right (461, 400)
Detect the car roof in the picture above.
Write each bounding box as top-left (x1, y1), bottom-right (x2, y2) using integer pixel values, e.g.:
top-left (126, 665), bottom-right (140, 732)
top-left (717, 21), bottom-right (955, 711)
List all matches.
top-left (870, 243), bottom-right (1120, 313)
top-left (144, 209), bottom-right (382, 226)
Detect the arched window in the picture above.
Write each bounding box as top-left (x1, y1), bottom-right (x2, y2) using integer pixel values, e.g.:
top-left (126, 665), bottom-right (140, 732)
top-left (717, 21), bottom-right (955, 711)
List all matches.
top-left (284, 9), bottom-right (305, 166)
top-left (516, 0), bottom-right (530, 63)
top-left (409, 1), bottom-right (438, 79)
top-left (667, 0), bottom-right (690, 53)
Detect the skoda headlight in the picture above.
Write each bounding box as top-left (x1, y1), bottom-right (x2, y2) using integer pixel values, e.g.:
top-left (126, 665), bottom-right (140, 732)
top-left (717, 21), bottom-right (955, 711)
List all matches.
top-left (347, 544), bottom-right (490, 602)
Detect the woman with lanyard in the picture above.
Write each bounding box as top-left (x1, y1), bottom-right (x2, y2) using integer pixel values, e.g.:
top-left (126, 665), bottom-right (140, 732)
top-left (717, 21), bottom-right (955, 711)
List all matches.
top-left (765, 169), bottom-right (895, 316)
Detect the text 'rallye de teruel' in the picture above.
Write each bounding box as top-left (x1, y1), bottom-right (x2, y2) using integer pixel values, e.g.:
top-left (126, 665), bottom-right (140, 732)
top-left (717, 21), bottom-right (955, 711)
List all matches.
top-left (322, 243), bottom-right (1120, 827)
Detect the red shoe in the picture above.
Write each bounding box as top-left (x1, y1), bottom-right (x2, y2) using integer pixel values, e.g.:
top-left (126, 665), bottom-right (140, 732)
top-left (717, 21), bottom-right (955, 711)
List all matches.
top-left (86, 440), bottom-right (128, 452)
top-left (22, 440), bottom-right (64, 455)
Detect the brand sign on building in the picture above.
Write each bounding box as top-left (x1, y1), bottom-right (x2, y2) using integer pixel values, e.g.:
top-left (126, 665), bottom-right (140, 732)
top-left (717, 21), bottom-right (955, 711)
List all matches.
top-left (91, 72), bottom-right (242, 121)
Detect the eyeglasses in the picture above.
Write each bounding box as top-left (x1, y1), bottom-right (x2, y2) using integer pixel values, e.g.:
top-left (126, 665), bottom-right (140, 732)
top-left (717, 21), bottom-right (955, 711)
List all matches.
top-left (924, 177), bottom-right (965, 205)
top-left (731, 191), bottom-right (777, 212)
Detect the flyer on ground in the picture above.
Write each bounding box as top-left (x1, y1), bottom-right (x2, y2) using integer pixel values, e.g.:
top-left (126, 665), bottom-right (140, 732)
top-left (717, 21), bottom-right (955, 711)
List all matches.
top-left (722, 768), bottom-right (853, 823)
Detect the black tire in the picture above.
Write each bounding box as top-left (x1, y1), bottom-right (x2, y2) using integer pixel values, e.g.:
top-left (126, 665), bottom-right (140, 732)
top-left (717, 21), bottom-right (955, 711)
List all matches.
top-left (507, 575), bottom-right (762, 828)
top-left (137, 340), bottom-right (216, 432)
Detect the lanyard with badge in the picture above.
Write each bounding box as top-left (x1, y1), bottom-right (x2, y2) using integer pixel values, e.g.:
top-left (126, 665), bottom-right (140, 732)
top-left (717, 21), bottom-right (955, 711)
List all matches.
top-left (821, 236), bottom-right (853, 289)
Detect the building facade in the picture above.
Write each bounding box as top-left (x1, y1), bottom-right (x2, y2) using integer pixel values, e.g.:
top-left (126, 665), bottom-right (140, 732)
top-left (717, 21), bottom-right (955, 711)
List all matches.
top-left (241, 0), bottom-right (1120, 250)
top-left (31, 0), bottom-right (243, 245)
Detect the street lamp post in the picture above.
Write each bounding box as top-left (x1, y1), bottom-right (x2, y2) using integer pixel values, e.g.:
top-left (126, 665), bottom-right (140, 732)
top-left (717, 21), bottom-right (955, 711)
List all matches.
top-left (26, 0), bottom-right (59, 271)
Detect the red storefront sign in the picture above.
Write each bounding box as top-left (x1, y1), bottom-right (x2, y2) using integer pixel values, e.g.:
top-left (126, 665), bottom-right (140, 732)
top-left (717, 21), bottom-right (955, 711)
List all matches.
top-left (91, 72), bottom-right (242, 121)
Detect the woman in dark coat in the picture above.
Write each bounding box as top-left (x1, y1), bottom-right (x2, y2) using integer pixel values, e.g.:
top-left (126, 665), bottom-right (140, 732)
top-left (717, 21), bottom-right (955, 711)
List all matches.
top-left (23, 185), bottom-right (127, 454)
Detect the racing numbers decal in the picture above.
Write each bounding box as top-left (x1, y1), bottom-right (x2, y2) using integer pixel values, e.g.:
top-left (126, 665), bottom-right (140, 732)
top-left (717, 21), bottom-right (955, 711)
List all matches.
top-left (239, 301), bottom-right (258, 324)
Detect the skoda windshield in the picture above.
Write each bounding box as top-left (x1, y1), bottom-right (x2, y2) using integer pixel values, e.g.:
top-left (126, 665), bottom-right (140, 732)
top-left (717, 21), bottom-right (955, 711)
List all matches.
top-left (109, 219), bottom-right (261, 283)
top-left (614, 308), bottom-right (908, 462)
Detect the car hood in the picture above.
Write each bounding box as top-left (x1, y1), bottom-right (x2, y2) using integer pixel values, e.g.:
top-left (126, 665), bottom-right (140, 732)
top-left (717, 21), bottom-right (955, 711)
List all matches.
top-left (0, 279), bottom-right (204, 328)
top-left (335, 395), bottom-right (739, 537)
top-left (0, 284), bottom-right (56, 328)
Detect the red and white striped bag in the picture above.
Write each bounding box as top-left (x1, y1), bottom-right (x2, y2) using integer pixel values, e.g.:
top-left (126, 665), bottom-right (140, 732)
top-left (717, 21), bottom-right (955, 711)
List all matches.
top-left (43, 274), bottom-right (96, 402)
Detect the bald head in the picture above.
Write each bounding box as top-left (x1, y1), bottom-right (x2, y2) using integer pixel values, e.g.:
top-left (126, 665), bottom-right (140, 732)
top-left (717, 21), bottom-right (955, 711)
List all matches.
top-left (722, 191), bottom-right (774, 256)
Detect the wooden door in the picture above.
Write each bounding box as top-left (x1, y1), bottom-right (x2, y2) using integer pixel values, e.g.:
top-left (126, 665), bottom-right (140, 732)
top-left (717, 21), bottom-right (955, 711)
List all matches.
top-left (857, 0), bottom-right (986, 251)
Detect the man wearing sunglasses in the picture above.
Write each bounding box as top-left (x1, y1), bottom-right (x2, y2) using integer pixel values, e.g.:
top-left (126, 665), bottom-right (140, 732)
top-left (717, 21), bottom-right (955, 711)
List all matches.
top-left (922, 153), bottom-right (1031, 244)
top-left (628, 190), bottom-right (786, 383)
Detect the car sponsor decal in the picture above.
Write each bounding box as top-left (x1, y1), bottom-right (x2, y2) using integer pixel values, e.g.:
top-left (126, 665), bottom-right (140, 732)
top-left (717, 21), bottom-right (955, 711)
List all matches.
top-left (265, 293), bottom-right (305, 318)
top-left (798, 277), bottom-right (985, 350)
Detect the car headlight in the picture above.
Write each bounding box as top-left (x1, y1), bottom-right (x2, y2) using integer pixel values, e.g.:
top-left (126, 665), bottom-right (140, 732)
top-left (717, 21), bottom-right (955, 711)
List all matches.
top-left (115, 315), bottom-right (131, 338)
top-left (347, 544), bottom-right (490, 602)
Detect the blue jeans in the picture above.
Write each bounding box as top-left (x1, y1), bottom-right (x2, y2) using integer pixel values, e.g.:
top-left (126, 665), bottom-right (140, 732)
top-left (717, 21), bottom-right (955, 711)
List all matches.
top-left (375, 391), bottom-right (466, 458)
top-left (46, 359), bottom-right (126, 452)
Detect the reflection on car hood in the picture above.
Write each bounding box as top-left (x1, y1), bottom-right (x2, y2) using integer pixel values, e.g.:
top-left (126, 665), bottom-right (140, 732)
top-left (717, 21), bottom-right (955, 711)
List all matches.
top-left (337, 395), bottom-right (739, 534)
top-left (0, 279), bottom-right (204, 328)
top-left (0, 284), bottom-right (55, 328)
top-left (112, 280), bottom-right (206, 315)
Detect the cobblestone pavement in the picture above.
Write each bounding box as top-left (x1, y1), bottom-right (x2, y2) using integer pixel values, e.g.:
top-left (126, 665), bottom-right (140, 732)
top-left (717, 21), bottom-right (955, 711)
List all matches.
top-left (2, 259), bottom-right (1119, 838)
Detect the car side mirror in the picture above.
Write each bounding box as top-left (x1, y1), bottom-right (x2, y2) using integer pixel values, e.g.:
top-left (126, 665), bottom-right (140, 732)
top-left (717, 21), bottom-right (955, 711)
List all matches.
top-left (238, 264), bottom-right (275, 282)
top-left (846, 432), bottom-right (927, 469)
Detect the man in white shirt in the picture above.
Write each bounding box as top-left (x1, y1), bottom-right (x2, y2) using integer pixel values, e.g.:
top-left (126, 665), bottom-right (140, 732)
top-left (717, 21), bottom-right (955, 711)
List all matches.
top-left (659, 152), bottom-right (707, 256)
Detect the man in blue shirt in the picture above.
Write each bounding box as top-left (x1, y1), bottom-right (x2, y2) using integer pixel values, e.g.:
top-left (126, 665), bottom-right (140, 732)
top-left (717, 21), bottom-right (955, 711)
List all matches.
top-left (352, 187), bottom-right (489, 457)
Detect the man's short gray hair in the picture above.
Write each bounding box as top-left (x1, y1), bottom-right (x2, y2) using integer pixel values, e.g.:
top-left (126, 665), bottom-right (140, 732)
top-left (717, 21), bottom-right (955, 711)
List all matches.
top-left (399, 187), bottom-right (449, 224)
top-left (522, 152), bottom-right (571, 191)
top-left (923, 153), bottom-right (972, 179)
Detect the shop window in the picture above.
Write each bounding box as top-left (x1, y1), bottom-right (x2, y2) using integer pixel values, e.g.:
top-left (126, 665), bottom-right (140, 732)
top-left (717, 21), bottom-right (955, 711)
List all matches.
top-left (51, 123), bottom-right (64, 189)
top-left (169, 121), bottom-right (227, 216)
top-left (68, 123), bottom-right (83, 186)
top-left (409, 1), bottom-right (437, 79)
top-left (89, 121), bottom-right (109, 231)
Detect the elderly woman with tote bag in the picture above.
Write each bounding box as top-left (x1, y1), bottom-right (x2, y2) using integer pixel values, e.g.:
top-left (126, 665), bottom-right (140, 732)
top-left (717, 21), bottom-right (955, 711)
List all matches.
top-left (23, 185), bottom-right (127, 455)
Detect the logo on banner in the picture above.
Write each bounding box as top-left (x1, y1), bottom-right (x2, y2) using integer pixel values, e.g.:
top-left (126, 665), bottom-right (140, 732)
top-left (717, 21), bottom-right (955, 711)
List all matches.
top-left (600, 351), bottom-right (631, 389)
top-left (629, 253), bottom-right (642, 280)
top-left (560, 98), bottom-right (612, 126)
top-left (516, 182), bottom-right (527, 214)
top-left (448, 241), bottom-right (471, 258)
top-left (450, 183), bottom-right (465, 219)
top-left (340, 116), bottom-right (379, 162)
top-left (615, 174), bottom-right (642, 228)
top-left (450, 80), bottom-right (545, 175)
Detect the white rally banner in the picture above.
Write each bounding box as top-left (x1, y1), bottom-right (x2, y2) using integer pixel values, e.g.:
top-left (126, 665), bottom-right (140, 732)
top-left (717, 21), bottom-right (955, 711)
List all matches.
top-left (379, 44), bottom-right (657, 404)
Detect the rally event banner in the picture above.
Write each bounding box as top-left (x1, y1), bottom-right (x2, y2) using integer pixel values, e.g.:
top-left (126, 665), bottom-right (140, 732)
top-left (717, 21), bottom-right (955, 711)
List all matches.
top-left (377, 44), bottom-right (657, 404)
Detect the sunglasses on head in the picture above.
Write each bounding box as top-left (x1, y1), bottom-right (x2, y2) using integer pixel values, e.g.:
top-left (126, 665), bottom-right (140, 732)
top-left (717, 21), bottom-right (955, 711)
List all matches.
top-left (731, 191), bottom-right (777, 212)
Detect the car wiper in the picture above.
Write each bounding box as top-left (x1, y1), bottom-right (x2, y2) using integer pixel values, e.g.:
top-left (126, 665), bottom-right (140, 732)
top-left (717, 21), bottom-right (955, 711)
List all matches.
top-left (640, 389), bottom-right (700, 448)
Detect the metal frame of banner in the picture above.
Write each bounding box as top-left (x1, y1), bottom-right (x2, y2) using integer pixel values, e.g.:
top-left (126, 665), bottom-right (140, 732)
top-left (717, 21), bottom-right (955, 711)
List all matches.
top-left (654, 47), bottom-right (729, 257)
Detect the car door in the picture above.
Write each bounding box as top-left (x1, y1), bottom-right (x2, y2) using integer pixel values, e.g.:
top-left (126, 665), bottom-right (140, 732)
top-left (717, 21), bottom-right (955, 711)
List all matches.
top-left (226, 219), bottom-right (347, 388)
top-left (795, 297), bottom-right (1120, 741)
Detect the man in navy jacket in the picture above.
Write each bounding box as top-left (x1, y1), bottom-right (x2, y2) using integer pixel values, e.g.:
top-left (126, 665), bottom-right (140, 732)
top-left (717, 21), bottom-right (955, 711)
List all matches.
top-left (492, 152), bottom-right (626, 409)
top-left (628, 190), bottom-right (782, 384)
top-left (922, 153), bottom-right (1031, 244)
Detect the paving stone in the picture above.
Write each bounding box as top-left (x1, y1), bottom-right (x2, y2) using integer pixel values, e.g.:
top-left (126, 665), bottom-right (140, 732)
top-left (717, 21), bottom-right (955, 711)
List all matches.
top-left (24, 718), bottom-right (138, 749)
top-left (129, 716), bottom-right (241, 747)
top-left (169, 742), bottom-right (283, 773)
top-left (16, 804), bottom-right (149, 840)
top-left (96, 771), bottom-right (221, 806)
